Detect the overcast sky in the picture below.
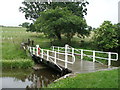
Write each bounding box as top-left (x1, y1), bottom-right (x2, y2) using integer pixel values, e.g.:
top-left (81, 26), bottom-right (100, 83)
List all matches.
top-left (0, 0), bottom-right (119, 28)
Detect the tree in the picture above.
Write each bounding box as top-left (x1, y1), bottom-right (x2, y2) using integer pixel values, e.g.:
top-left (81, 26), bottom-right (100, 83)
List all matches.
top-left (34, 7), bottom-right (89, 42)
top-left (19, 22), bottom-right (30, 28)
top-left (93, 21), bottom-right (119, 51)
top-left (19, 1), bottom-right (89, 21)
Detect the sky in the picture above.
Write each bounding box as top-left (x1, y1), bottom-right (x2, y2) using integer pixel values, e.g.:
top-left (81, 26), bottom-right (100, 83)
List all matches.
top-left (0, 0), bottom-right (119, 28)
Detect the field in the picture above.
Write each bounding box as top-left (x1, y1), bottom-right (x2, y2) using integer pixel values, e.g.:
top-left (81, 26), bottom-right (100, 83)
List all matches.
top-left (1, 27), bottom-right (51, 60)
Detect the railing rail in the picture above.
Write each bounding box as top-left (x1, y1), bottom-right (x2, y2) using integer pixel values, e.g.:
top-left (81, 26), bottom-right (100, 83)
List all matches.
top-left (28, 44), bottom-right (118, 67)
top-left (51, 45), bottom-right (118, 66)
top-left (27, 45), bottom-right (75, 69)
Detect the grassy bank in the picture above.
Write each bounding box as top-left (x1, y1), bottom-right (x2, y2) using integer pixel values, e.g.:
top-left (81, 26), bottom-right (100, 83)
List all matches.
top-left (1, 59), bottom-right (34, 69)
top-left (2, 27), bottom-right (51, 60)
top-left (47, 69), bottom-right (119, 88)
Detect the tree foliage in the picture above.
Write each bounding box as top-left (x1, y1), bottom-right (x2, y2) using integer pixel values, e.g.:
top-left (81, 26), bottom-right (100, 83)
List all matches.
top-left (19, 1), bottom-right (90, 43)
top-left (34, 7), bottom-right (89, 42)
top-left (94, 21), bottom-right (119, 51)
top-left (19, 22), bottom-right (30, 28)
top-left (19, 1), bottom-right (89, 21)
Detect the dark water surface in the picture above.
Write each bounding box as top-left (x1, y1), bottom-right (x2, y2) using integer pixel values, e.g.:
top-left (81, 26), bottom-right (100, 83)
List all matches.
top-left (1, 65), bottom-right (61, 88)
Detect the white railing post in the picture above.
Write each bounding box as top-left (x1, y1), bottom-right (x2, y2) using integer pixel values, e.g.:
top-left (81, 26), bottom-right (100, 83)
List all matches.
top-left (65, 44), bottom-right (68, 68)
top-left (41, 49), bottom-right (43, 58)
top-left (47, 50), bottom-right (49, 61)
top-left (31, 47), bottom-right (33, 54)
top-left (72, 48), bottom-right (74, 56)
top-left (29, 47), bottom-right (32, 54)
top-left (72, 48), bottom-right (75, 62)
top-left (53, 46), bottom-right (55, 51)
top-left (54, 51), bottom-right (56, 64)
top-left (58, 47), bottom-right (59, 58)
top-left (108, 52), bottom-right (111, 66)
top-left (33, 47), bottom-right (35, 55)
top-left (93, 51), bottom-right (95, 62)
top-left (36, 45), bottom-right (39, 56)
top-left (81, 49), bottom-right (83, 60)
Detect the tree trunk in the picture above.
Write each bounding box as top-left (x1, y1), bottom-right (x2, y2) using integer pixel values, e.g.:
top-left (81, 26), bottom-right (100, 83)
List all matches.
top-left (55, 31), bottom-right (62, 40)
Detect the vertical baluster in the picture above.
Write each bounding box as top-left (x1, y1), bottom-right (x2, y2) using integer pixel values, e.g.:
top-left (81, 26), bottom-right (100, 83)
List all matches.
top-left (65, 44), bottom-right (68, 68)
top-left (93, 51), bottom-right (95, 62)
top-left (53, 46), bottom-right (54, 51)
top-left (54, 51), bottom-right (56, 64)
top-left (36, 45), bottom-right (39, 56)
top-left (47, 50), bottom-right (49, 61)
top-left (108, 52), bottom-right (111, 66)
top-left (41, 49), bottom-right (43, 58)
top-left (81, 49), bottom-right (83, 60)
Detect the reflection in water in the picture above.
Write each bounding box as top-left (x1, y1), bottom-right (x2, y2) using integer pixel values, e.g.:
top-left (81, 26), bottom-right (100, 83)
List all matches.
top-left (2, 66), bottom-right (60, 88)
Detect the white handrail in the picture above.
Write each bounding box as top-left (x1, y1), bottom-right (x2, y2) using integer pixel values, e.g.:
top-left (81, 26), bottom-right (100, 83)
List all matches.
top-left (29, 45), bottom-right (75, 69)
top-left (51, 44), bottom-right (118, 66)
top-left (29, 44), bottom-right (118, 67)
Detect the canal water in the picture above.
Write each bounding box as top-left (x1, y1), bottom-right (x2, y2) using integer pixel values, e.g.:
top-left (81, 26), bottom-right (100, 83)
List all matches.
top-left (1, 64), bottom-right (61, 88)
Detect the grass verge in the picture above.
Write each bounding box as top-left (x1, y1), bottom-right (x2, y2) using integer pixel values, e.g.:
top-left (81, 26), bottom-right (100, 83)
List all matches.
top-left (1, 59), bottom-right (34, 69)
top-left (47, 69), bottom-right (119, 88)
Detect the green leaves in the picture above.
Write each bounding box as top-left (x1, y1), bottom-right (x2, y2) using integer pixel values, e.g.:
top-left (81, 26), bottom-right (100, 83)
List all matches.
top-left (34, 7), bottom-right (89, 42)
top-left (19, 2), bottom-right (89, 21)
top-left (94, 21), bottom-right (119, 51)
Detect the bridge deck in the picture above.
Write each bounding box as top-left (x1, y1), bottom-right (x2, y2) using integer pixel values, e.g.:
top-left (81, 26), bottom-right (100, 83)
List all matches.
top-left (42, 52), bottom-right (111, 73)
top-left (57, 59), bottom-right (109, 73)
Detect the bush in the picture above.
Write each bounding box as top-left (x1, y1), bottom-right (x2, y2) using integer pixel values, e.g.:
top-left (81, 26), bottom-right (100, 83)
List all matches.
top-left (93, 21), bottom-right (119, 51)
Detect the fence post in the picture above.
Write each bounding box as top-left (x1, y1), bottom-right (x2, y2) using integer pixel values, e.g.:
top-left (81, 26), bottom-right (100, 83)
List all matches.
top-left (65, 44), bottom-right (68, 68)
top-left (47, 50), bottom-right (49, 61)
top-left (81, 49), bottom-right (83, 60)
top-left (93, 51), bottom-right (95, 62)
top-left (54, 51), bottom-right (56, 64)
top-left (108, 52), bottom-right (111, 66)
top-left (36, 45), bottom-right (39, 56)
top-left (41, 49), bottom-right (43, 58)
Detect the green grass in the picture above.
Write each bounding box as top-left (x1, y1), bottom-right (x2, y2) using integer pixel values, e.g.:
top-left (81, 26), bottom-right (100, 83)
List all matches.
top-left (47, 69), bottom-right (119, 88)
top-left (1, 27), bottom-right (51, 60)
top-left (1, 59), bottom-right (34, 69)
